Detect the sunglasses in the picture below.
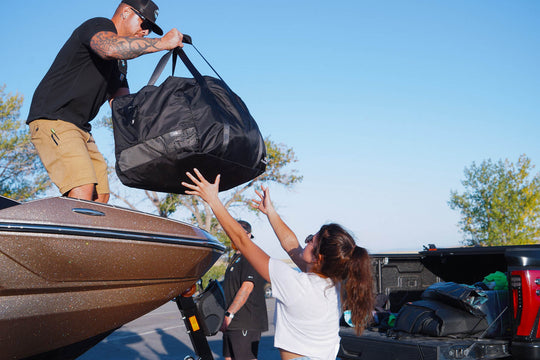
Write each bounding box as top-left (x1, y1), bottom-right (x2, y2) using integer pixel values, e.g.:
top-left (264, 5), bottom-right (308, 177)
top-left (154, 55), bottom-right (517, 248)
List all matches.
top-left (130, 7), bottom-right (153, 33)
top-left (305, 234), bottom-right (314, 244)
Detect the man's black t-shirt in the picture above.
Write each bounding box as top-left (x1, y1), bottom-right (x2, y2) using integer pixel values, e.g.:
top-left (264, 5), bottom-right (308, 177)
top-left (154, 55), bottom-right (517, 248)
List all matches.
top-left (224, 253), bottom-right (268, 331)
top-left (27, 17), bottom-right (128, 132)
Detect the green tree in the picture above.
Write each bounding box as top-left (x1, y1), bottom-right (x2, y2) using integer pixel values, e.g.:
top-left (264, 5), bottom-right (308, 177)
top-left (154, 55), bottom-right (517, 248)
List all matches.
top-left (200, 261), bottom-right (227, 289)
top-left (449, 155), bottom-right (540, 246)
top-left (0, 86), bottom-right (50, 200)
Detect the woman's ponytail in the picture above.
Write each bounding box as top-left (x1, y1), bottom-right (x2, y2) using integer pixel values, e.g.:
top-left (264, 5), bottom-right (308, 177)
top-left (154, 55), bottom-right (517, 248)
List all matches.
top-left (315, 224), bottom-right (374, 335)
top-left (343, 245), bottom-right (374, 335)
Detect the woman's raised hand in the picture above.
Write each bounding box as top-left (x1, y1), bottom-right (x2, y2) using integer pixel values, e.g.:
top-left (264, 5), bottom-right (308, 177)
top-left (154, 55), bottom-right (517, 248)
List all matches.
top-left (252, 186), bottom-right (275, 215)
top-left (182, 168), bottom-right (221, 206)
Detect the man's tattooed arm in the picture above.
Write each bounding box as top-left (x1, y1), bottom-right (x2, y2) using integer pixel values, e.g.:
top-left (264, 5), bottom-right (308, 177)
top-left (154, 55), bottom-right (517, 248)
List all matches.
top-left (228, 281), bottom-right (255, 315)
top-left (90, 31), bottom-right (164, 60)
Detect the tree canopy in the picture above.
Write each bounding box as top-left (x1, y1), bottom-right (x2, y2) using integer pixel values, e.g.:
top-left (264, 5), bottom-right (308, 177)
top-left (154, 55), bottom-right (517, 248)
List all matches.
top-left (0, 85), bottom-right (50, 200)
top-left (449, 155), bottom-right (540, 246)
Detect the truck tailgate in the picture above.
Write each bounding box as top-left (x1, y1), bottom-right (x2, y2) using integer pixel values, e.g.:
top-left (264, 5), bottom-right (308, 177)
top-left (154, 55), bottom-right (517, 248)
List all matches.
top-left (339, 328), bottom-right (511, 360)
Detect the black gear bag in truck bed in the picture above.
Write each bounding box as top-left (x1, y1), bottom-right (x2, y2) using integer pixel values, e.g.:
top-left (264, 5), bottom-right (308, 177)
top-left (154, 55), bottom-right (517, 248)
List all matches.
top-left (338, 245), bottom-right (540, 360)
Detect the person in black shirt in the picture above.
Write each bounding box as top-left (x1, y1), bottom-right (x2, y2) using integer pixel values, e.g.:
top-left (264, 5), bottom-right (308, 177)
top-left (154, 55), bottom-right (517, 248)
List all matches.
top-left (27, 0), bottom-right (184, 203)
top-left (222, 220), bottom-right (268, 360)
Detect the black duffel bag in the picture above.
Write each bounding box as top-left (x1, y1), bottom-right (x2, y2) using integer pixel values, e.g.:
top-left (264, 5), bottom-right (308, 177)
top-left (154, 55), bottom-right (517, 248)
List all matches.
top-left (194, 279), bottom-right (226, 336)
top-left (111, 38), bottom-right (266, 194)
top-left (394, 299), bottom-right (488, 337)
top-left (422, 282), bottom-right (487, 316)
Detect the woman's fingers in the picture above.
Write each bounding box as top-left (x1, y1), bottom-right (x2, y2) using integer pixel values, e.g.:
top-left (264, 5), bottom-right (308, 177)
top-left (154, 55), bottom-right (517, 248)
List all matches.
top-left (184, 169), bottom-right (222, 199)
top-left (193, 168), bottom-right (205, 182)
top-left (185, 171), bottom-right (200, 184)
top-left (254, 189), bottom-right (263, 199)
top-left (181, 181), bottom-right (197, 190)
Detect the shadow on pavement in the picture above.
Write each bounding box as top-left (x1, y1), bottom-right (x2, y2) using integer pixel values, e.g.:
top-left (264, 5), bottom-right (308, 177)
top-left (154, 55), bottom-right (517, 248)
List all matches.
top-left (79, 298), bottom-right (280, 359)
top-left (81, 331), bottom-right (279, 360)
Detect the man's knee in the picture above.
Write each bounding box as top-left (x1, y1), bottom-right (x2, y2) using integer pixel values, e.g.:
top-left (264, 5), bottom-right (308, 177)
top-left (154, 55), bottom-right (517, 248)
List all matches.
top-left (66, 184), bottom-right (96, 201)
top-left (96, 193), bottom-right (110, 203)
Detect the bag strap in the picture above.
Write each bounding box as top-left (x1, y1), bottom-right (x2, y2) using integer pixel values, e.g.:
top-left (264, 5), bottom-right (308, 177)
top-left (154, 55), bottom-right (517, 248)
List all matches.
top-left (147, 34), bottom-right (231, 94)
top-left (148, 50), bottom-right (173, 86)
top-left (148, 34), bottom-right (192, 85)
top-left (173, 47), bottom-right (207, 86)
top-left (147, 47), bottom-right (208, 88)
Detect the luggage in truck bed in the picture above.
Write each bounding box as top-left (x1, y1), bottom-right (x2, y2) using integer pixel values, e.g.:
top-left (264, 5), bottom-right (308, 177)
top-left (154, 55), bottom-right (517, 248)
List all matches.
top-left (338, 245), bottom-right (540, 360)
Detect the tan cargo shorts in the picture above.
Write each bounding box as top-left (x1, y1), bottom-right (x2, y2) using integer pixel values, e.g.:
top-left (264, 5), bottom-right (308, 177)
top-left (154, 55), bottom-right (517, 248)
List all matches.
top-left (29, 119), bottom-right (110, 196)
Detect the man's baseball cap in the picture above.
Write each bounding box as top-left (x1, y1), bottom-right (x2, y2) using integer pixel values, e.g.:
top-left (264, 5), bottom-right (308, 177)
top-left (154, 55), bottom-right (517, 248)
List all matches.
top-left (238, 220), bottom-right (255, 239)
top-left (122, 0), bottom-right (163, 35)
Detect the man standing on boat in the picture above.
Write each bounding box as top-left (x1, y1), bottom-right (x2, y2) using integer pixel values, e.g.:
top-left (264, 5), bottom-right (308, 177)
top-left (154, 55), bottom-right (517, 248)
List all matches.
top-left (222, 220), bottom-right (268, 360)
top-left (27, 0), bottom-right (183, 203)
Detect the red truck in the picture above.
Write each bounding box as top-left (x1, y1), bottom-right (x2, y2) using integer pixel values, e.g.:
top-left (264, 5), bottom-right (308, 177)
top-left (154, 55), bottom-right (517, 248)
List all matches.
top-left (338, 244), bottom-right (540, 360)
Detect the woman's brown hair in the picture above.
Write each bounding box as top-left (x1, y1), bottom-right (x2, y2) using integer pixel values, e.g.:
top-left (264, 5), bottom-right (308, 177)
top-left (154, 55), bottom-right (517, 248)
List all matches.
top-left (313, 223), bottom-right (374, 335)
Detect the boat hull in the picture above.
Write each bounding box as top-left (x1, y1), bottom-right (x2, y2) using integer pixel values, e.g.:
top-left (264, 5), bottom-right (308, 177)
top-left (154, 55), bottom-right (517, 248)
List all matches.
top-left (0, 196), bottom-right (224, 359)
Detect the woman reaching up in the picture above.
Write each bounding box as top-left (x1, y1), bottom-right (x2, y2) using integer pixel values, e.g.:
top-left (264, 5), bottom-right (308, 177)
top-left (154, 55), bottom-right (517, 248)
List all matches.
top-left (183, 169), bottom-right (373, 360)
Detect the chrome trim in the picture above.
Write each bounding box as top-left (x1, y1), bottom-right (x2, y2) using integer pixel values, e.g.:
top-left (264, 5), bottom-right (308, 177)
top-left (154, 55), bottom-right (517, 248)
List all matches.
top-left (0, 223), bottom-right (225, 252)
top-left (72, 208), bottom-right (106, 216)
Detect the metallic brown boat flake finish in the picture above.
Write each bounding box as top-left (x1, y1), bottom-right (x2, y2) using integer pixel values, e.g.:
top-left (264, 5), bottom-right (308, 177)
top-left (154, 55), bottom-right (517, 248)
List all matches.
top-left (0, 196), bottom-right (224, 359)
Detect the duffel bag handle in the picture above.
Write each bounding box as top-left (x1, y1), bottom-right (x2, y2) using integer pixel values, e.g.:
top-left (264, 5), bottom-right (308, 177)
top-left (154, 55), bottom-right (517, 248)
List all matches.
top-left (147, 33), bottom-right (191, 86)
top-left (172, 47), bottom-right (207, 86)
top-left (147, 35), bottom-right (232, 95)
top-left (148, 50), bottom-right (173, 86)
top-left (182, 34), bottom-right (193, 45)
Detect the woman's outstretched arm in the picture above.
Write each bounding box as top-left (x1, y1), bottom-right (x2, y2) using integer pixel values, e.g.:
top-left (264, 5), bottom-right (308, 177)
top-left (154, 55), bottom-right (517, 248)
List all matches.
top-left (182, 169), bottom-right (270, 281)
top-left (253, 187), bottom-right (308, 271)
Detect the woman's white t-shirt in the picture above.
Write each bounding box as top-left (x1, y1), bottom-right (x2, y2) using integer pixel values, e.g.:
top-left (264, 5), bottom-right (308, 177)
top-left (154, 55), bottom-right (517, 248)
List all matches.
top-left (269, 258), bottom-right (341, 360)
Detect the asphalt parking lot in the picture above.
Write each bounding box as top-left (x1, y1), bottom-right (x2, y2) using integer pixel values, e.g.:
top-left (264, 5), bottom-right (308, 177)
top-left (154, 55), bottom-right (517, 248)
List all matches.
top-left (79, 298), bottom-right (280, 360)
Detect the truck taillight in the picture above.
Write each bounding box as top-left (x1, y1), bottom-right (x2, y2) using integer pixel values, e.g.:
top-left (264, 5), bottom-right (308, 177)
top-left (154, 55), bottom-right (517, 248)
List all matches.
top-left (510, 270), bottom-right (540, 339)
top-left (511, 274), bottom-right (522, 325)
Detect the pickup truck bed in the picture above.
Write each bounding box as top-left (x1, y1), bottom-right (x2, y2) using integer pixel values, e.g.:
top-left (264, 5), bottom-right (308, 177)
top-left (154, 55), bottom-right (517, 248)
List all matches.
top-left (338, 245), bottom-right (540, 360)
top-left (340, 328), bottom-right (510, 360)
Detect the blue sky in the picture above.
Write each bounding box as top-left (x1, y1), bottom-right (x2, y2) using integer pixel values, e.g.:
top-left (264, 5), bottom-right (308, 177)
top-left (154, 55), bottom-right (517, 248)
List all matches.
top-left (3, 1), bottom-right (539, 258)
